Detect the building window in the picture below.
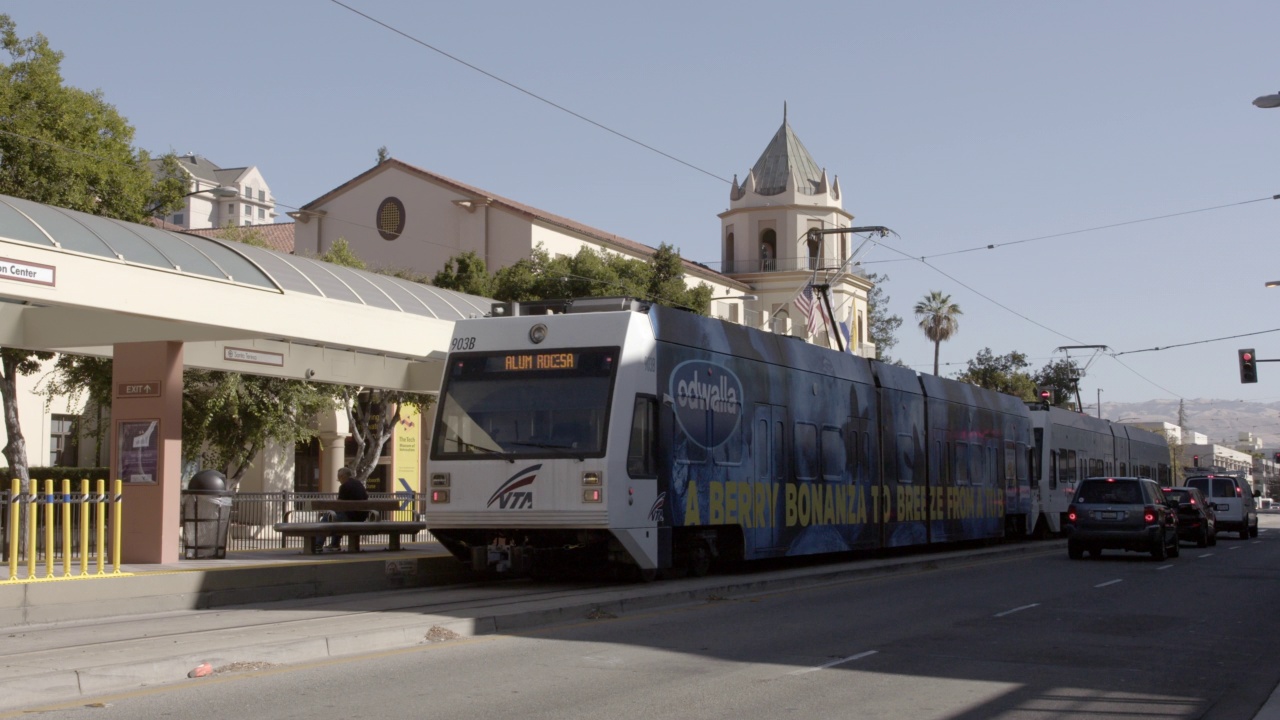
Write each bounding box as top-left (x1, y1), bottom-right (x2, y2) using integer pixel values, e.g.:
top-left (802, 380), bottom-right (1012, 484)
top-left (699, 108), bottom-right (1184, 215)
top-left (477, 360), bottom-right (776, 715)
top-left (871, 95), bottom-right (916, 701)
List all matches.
top-left (258, 189), bottom-right (265, 201)
top-left (173, 213), bottom-right (184, 225)
top-left (227, 203), bottom-right (234, 215)
top-left (244, 204), bottom-right (252, 216)
top-left (242, 186), bottom-right (252, 199)
top-left (376, 197), bottom-right (406, 241)
top-left (724, 230), bottom-right (735, 272)
top-left (258, 207), bottom-right (265, 219)
top-left (50, 414), bottom-right (77, 466)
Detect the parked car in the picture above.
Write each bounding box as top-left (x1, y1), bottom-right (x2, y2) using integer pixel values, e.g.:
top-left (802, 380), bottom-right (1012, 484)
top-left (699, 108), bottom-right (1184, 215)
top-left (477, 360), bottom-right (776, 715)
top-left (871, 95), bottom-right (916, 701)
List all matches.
top-left (1162, 486), bottom-right (1217, 547)
top-left (1185, 474), bottom-right (1258, 539)
top-left (1065, 476), bottom-right (1180, 560)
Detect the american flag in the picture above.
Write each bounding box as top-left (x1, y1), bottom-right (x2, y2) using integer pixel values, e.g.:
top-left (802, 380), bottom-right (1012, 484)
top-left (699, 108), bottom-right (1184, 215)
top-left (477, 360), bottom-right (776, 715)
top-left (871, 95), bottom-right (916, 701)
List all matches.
top-left (795, 285), bottom-right (827, 336)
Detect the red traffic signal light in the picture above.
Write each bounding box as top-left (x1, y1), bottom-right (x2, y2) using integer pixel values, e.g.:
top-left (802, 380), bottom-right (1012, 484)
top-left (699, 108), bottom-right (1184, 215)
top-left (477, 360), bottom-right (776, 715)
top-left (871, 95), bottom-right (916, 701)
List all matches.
top-left (1239, 348), bottom-right (1258, 384)
top-left (1193, 454), bottom-right (1200, 467)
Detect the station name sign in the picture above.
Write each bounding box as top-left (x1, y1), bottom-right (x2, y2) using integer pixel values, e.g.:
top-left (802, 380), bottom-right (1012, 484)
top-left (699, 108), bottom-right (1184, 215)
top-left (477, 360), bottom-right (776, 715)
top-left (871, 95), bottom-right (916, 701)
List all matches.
top-left (0, 257), bottom-right (55, 287)
top-left (223, 346), bottom-right (285, 367)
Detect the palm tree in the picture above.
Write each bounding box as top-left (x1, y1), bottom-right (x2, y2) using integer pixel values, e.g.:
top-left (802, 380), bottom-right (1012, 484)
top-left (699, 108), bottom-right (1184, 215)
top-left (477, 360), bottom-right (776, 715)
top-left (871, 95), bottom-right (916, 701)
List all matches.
top-left (913, 291), bottom-right (963, 375)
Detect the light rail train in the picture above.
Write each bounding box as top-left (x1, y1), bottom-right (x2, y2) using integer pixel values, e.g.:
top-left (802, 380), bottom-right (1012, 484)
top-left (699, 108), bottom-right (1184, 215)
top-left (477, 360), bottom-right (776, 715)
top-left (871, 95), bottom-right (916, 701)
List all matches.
top-left (425, 298), bottom-right (1170, 579)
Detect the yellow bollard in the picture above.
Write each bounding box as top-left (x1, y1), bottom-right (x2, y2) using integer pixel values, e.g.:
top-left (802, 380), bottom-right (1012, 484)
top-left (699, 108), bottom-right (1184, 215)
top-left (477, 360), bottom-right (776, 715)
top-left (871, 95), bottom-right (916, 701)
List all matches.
top-left (43, 479), bottom-right (53, 579)
top-left (61, 479), bottom-right (71, 578)
top-left (95, 479), bottom-right (105, 576)
top-left (26, 481), bottom-right (36, 580)
top-left (111, 479), bottom-right (122, 573)
top-left (79, 479), bottom-right (89, 577)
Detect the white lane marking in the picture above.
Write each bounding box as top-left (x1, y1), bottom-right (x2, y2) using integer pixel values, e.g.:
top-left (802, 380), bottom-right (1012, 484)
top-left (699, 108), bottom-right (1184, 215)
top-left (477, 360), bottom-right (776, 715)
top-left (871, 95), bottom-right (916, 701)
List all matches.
top-left (1157, 564), bottom-right (1174, 571)
top-left (1095, 579), bottom-right (1123, 588)
top-left (994, 603), bottom-right (1039, 618)
top-left (789, 650), bottom-right (878, 675)
top-left (1229, 546), bottom-right (1241, 550)
top-left (1198, 553), bottom-right (1215, 558)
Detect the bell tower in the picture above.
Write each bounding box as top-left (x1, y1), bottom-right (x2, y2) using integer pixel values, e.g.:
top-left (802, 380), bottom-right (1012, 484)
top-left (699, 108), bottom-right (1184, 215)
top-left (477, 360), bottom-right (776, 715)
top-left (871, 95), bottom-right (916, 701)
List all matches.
top-left (718, 106), bottom-right (877, 357)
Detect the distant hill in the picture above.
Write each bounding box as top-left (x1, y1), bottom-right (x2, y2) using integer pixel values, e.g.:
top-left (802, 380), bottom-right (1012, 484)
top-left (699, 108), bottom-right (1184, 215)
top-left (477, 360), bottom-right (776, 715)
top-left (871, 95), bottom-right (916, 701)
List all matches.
top-left (1102, 399), bottom-right (1280, 450)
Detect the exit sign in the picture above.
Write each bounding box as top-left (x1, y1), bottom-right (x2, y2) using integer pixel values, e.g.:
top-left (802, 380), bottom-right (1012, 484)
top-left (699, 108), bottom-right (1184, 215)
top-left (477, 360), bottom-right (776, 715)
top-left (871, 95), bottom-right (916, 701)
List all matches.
top-left (117, 382), bottom-right (161, 398)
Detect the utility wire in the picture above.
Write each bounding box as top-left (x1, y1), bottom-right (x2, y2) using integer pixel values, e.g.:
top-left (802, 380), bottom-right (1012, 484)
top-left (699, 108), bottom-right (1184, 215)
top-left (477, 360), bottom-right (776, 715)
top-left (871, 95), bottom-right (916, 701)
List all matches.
top-left (863, 194), bottom-right (1280, 265)
top-left (328, 0), bottom-right (731, 185)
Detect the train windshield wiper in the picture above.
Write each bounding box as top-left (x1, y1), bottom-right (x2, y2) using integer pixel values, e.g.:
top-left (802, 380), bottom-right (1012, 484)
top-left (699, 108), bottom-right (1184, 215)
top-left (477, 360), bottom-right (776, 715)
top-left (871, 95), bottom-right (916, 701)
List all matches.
top-left (453, 438), bottom-right (505, 455)
top-left (507, 440), bottom-right (576, 450)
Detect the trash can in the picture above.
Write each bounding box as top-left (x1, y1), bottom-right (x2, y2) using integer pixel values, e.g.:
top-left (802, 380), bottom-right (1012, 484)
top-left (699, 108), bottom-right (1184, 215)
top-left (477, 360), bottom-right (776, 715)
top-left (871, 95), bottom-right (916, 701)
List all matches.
top-left (181, 470), bottom-right (232, 559)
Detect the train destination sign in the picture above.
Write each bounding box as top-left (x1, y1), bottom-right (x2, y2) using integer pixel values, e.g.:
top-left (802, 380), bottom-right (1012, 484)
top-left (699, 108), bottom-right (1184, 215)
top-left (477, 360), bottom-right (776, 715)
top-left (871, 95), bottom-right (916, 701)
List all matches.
top-left (500, 352), bottom-right (576, 371)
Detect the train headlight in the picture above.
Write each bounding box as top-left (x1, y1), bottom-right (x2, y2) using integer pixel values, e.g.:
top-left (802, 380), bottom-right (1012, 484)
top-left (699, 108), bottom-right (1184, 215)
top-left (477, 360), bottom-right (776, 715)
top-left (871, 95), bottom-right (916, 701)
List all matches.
top-left (430, 472), bottom-right (450, 488)
top-left (431, 489), bottom-right (451, 504)
top-left (582, 471), bottom-right (602, 486)
top-left (583, 488), bottom-right (602, 503)
top-left (529, 323), bottom-right (547, 344)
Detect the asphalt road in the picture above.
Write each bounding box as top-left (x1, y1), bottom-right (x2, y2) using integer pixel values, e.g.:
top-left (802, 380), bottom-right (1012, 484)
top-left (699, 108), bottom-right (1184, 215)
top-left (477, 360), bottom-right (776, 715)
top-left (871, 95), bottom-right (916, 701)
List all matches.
top-left (12, 517), bottom-right (1280, 720)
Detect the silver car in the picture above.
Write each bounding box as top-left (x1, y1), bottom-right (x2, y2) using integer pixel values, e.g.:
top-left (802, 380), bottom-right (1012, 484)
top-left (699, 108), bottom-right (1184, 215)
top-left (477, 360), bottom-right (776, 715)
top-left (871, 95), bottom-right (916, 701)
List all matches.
top-left (1065, 476), bottom-right (1180, 560)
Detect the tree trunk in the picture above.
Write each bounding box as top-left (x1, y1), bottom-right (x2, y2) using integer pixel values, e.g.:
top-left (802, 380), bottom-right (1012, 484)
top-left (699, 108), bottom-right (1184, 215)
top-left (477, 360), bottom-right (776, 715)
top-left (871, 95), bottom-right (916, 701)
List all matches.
top-left (0, 353), bottom-right (31, 554)
top-left (932, 340), bottom-right (941, 375)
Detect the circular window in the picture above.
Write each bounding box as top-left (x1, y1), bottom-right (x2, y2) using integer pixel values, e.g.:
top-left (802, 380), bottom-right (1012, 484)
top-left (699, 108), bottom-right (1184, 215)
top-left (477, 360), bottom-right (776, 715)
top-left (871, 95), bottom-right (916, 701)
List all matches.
top-left (375, 197), bottom-right (405, 241)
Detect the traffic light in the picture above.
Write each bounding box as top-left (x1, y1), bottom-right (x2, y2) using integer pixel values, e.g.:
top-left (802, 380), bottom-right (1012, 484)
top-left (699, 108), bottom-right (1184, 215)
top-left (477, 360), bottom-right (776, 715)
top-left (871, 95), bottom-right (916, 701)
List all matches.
top-left (1239, 348), bottom-right (1258, 384)
top-left (1193, 454), bottom-right (1200, 467)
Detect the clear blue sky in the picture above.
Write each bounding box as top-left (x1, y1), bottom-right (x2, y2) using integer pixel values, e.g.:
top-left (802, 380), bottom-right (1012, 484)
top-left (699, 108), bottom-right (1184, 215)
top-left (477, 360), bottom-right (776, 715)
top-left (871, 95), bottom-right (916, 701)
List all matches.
top-left (8, 2), bottom-right (1280, 406)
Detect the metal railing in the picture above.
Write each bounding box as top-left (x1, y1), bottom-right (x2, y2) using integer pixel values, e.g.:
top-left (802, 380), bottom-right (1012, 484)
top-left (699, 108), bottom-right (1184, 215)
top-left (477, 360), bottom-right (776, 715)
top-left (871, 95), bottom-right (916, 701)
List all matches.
top-left (213, 491), bottom-right (433, 553)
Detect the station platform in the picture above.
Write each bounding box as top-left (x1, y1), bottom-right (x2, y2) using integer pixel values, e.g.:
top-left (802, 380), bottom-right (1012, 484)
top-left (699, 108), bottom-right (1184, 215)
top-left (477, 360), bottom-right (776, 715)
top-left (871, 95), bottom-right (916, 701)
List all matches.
top-left (0, 542), bottom-right (471, 628)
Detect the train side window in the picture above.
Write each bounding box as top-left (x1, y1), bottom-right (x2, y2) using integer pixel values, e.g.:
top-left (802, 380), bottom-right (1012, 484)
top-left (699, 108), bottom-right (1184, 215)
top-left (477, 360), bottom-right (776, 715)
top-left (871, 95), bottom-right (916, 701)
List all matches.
top-left (626, 396), bottom-right (657, 478)
top-left (713, 417), bottom-right (743, 467)
top-left (896, 432), bottom-right (914, 483)
top-left (1016, 442), bottom-right (1028, 485)
top-left (795, 422), bottom-right (818, 481)
top-left (774, 421), bottom-right (786, 481)
top-left (821, 426), bottom-right (844, 482)
top-left (1118, 462), bottom-right (1128, 477)
top-left (755, 419), bottom-right (769, 480)
top-left (1049, 450), bottom-right (1058, 489)
top-left (955, 443), bottom-right (969, 485)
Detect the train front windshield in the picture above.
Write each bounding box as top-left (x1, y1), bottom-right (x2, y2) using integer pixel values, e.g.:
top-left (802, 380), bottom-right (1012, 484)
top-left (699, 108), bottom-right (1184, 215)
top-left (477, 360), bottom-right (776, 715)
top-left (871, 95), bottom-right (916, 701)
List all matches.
top-left (431, 347), bottom-right (618, 459)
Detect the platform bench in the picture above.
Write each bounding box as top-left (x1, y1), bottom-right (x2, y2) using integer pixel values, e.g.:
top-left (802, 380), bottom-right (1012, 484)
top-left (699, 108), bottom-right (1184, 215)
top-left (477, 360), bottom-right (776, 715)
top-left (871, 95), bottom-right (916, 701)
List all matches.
top-left (276, 499), bottom-right (423, 553)
top-left (273, 520), bottom-right (427, 553)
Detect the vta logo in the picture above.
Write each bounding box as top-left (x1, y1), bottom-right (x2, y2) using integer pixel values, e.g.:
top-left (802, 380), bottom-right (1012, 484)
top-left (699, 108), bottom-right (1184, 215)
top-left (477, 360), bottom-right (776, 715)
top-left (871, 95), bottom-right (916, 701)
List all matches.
top-left (487, 464), bottom-right (540, 509)
top-left (648, 492), bottom-right (666, 522)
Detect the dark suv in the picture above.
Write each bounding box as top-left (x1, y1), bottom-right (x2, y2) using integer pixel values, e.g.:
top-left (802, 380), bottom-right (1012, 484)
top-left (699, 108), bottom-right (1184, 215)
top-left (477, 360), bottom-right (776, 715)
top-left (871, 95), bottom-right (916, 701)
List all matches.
top-left (1162, 486), bottom-right (1217, 548)
top-left (1065, 477), bottom-right (1180, 560)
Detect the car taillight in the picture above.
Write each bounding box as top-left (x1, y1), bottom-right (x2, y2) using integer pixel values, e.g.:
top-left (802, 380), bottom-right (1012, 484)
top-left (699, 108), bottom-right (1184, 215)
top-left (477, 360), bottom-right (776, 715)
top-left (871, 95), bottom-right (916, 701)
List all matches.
top-left (1236, 486), bottom-right (1243, 497)
top-left (1144, 506), bottom-right (1157, 524)
top-left (1067, 505), bottom-right (1078, 523)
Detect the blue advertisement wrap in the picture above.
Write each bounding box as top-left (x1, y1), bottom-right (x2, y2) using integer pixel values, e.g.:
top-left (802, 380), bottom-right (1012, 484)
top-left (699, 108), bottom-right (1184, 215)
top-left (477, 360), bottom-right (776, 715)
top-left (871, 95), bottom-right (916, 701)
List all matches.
top-left (651, 305), bottom-right (1026, 559)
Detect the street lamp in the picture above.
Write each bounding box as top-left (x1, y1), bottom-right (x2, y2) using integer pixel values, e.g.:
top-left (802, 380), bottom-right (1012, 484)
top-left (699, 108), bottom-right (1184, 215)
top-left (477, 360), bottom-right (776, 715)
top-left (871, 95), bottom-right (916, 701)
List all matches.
top-left (184, 184), bottom-right (239, 199)
top-left (1266, 280), bottom-right (1280, 288)
top-left (1254, 92), bottom-right (1280, 109)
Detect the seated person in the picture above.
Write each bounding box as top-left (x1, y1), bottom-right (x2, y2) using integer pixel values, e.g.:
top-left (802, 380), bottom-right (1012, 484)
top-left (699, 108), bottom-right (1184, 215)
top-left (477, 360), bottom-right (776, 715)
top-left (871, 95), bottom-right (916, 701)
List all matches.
top-left (316, 467), bottom-right (370, 552)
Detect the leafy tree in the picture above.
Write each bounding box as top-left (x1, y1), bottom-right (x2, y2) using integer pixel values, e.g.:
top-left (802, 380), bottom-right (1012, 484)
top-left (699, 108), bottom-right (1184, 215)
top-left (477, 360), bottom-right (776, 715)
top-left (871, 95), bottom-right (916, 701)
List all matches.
top-left (432, 251), bottom-right (493, 297)
top-left (489, 243), bottom-right (711, 313)
top-left (913, 290), bottom-right (963, 375)
top-left (865, 272), bottom-right (903, 363)
top-left (376, 146), bottom-right (389, 164)
top-left (317, 237), bottom-right (366, 270)
top-left (1033, 358), bottom-right (1084, 410)
top-left (954, 348), bottom-right (1038, 399)
top-left (211, 222), bottom-right (271, 249)
top-left (182, 371), bottom-right (335, 486)
top-left (0, 16), bottom-right (183, 221)
top-left (0, 15), bottom-right (182, 490)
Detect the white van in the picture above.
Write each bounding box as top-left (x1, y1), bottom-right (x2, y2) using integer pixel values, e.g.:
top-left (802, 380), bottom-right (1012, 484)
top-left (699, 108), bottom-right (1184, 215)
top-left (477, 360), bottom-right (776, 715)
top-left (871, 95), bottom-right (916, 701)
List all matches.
top-left (1186, 475), bottom-right (1258, 539)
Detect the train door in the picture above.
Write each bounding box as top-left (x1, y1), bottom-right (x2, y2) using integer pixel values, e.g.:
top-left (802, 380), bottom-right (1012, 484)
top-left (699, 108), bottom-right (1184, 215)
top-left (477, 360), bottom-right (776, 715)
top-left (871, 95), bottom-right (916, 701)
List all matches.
top-left (752, 403), bottom-right (786, 552)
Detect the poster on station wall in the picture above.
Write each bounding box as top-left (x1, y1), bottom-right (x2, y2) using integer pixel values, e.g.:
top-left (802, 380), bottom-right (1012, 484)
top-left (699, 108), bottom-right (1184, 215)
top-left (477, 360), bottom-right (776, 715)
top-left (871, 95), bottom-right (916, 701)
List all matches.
top-left (393, 404), bottom-right (422, 499)
top-left (117, 419), bottom-right (159, 483)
